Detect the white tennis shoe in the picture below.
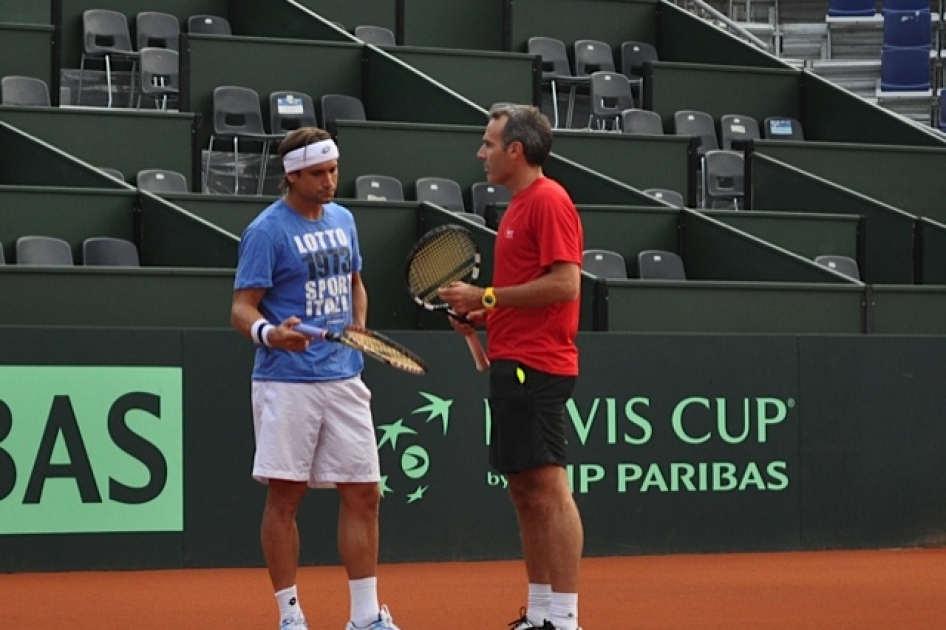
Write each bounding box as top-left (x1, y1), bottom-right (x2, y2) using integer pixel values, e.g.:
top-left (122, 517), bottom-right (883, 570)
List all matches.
top-left (344, 605), bottom-right (401, 630)
top-left (279, 617), bottom-right (309, 630)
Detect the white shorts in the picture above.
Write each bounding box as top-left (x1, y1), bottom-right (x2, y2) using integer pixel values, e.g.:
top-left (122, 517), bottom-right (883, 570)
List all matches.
top-left (251, 377), bottom-right (380, 488)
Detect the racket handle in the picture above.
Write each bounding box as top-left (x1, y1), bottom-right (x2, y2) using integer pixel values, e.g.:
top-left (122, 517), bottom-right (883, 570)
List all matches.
top-left (464, 332), bottom-right (490, 372)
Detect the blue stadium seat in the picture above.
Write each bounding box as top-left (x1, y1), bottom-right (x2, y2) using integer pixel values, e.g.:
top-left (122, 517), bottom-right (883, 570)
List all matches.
top-left (883, 0), bottom-right (929, 11)
top-left (938, 91), bottom-right (946, 131)
top-left (883, 9), bottom-right (931, 49)
top-left (828, 0), bottom-right (877, 17)
top-left (880, 46), bottom-right (932, 91)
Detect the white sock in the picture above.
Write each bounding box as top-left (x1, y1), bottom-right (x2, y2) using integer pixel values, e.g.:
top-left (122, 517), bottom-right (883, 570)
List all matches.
top-left (526, 583), bottom-right (552, 626)
top-left (275, 585), bottom-right (304, 621)
top-left (549, 592), bottom-right (578, 630)
top-left (349, 576), bottom-right (380, 628)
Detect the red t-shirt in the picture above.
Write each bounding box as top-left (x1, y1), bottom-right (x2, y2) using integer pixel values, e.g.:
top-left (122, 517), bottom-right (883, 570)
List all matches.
top-left (487, 176), bottom-right (583, 375)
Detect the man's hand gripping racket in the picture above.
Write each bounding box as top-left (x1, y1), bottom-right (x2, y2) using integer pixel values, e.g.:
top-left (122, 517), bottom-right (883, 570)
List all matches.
top-left (404, 225), bottom-right (490, 372)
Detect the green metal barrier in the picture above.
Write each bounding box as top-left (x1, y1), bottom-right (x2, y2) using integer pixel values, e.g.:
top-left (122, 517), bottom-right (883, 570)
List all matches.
top-left (753, 140), bottom-right (946, 225)
top-left (363, 48), bottom-right (487, 126)
top-left (0, 186), bottom-right (136, 264)
top-left (388, 46), bottom-right (536, 111)
top-left (918, 217), bottom-right (946, 285)
top-left (0, 1), bottom-right (50, 24)
top-left (602, 280), bottom-right (865, 333)
top-left (404, 0), bottom-right (503, 50)
top-left (871, 285), bottom-right (946, 333)
top-left (509, 0), bottom-right (656, 54)
top-left (682, 210), bottom-right (858, 283)
top-left (0, 23), bottom-right (53, 86)
top-left (57, 0), bottom-right (229, 68)
top-left (750, 152), bottom-right (917, 284)
top-left (645, 61), bottom-right (800, 131)
top-left (290, 0), bottom-right (396, 35)
top-left (0, 121), bottom-right (130, 188)
top-left (138, 192), bottom-right (238, 268)
top-left (579, 205), bottom-right (679, 276)
top-left (552, 131), bottom-right (690, 197)
top-left (656, 1), bottom-right (784, 68)
top-left (231, 0), bottom-right (351, 42)
top-left (0, 108), bottom-right (196, 187)
top-left (703, 209), bottom-right (862, 263)
top-left (800, 71), bottom-right (946, 148)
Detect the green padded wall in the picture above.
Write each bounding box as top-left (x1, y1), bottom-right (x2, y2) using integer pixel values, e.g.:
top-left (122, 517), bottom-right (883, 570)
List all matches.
top-left (0, 24), bottom-right (53, 86)
top-left (403, 0), bottom-right (503, 50)
top-left (231, 0), bottom-right (351, 42)
top-left (0, 0), bottom-right (50, 24)
top-left (269, 0), bottom-right (395, 36)
top-left (918, 218), bottom-right (946, 285)
top-left (871, 286), bottom-right (946, 333)
top-left (0, 107), bottom-right (195, 187)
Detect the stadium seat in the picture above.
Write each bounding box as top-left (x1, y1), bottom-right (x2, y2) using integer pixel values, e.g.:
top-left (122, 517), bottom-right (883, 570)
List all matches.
top-left (827, 0), bottom-right (877, 17)
top-left (269, 91), bottom-right (318, 136)
top-left (638, 250), bottom-right (687, 280)
top-left (644, 188), bottom-right (685, 207)
top-left (763, 117), bottom-right (805, 140)
top-left (82, 237), bottom-right (140, 267)
top-left (719, 114), bottom-right (761, 150)
top-left (188, 15), bottom-right (231, 35)
top-left (16, 236), bottom-right (74, 266)
top-left (815, 254), bottom-right (861, 280)
top-left (620, 41), bottom-right (658, 96)
top-left (320, 94), bottom-right (366, 137)
top-left (355, 175), bottom-right (404, 201)
top-left (470, 182), bottom-right (511, 217)
top-left (673, 110), bottom-right (718, 156)
top-left (621, 108), bottom-right (664, 135)
top-left (703, 150), bottom-right (745, 209)
top-left (880, 46), bottom-right (932, 91)
top-left (137, 48), bottom-right (179, 110)
top-left (137, 169), bottom-right (188, 193)
top-left (205, 86), bottom-right (281, 194)
top-left (415, 177), bottom-right (465, 213)
top-left (588, 71), bottom-right (634, 131)
top-left (354, 25), bottom-right (396, 46)
top-left (528, 36), bottom-right (587, 128)
top-left (78, 9), bottom-right (139, 108)
top-left (136, 12), bottom-right (180, 52)
top-left (882, 9), bottom-right (932, 50)
top-left (582, 249), bottom-right (628, 279)
top-left (1, 76), bottom-right (50, 106)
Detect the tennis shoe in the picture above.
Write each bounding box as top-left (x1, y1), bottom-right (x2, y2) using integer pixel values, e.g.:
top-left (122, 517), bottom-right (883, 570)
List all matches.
top-left (508, 607), bottom-right (540, 630)
top-left (344, 604), bottom-right (401, 630)
top-left (279, 617), bottom-right (309, 630)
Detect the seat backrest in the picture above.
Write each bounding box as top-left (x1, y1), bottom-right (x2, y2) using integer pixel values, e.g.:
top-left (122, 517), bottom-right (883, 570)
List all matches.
top-left (827, 0), bottom-right (877, 17)
top-left (883, 9), bottom-right (932, 49)
top-left (704, 150), bottom-right (745, 205)
top-left (880, 46), bottom-right (932, 91)
top-left (320, 94), bottom-right (366, 135)
top-left (638, 249), bottom-right (686, 280)
top-left (187, 14), bottom-right (232, 35)
top-left (673, 110), bottom-right (718, 154)
top-left (136, 12), bottom-right (180, 52)
top-left (354, 25), bottom-right (396, 46)
top-left (884, 0), bottom-right (931, 11)
top-left (139, 48), bottom-right (179, 94)
top-left (528, 36), bottom-right (572, 77)
top-left (719, 114), bottom-right (760, 150)
top-left (16, 236), bottom-right (74, 266)
top-left (574, 39), bottom-right (615, 76)
top-left (643, 188), bottom-right (685, 207)
top-left (137, 169), bottom-right (188, 193)
top-left (582, 249), bottom-right (627, 279)
top-left (470, 182), bottom-right (511, 216)
top-left (99, 167), bottom-right (125, 181)
top-left (620, 41), bottom-right (658, 79)
top-left (815, 254), bottom-right (861, 280)
top-left (763, 116), bottom-right (805, 140)
top-left (213, 86), bottom-right (267, 135)
top-left (83, 237), bottom-right (140, 267)
top-left (83, 9), bottom-right (134, 54)
top-left (269, 91), bottom-right (318, 136)
top-left (1, 75), bottom-right (50, 106)
top-left (416, 177), bottom-right (465, 213)
top-left (0, 241), bottom-right (5, 265)
top-left (355, 175), bottom-right (405, 201)
top-left (590, 71), bottom-right (635, 119)
top-left (621, 109), bottom-right (664, 135)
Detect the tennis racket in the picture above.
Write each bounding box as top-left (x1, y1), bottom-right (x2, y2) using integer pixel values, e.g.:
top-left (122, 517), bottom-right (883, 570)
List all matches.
top-left (404, 224), bottom-right (490, 372)
top-left (294, 324), bottom-right (428, 375)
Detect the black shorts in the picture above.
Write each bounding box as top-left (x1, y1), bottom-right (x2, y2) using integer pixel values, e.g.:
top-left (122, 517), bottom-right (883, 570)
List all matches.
top-left (488, 359), bottom-right (577, 474)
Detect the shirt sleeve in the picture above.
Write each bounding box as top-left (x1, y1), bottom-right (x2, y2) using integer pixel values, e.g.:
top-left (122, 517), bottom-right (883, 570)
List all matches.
top-left (538, 193), bottom-right (583, 269)
top-left (234, 225), bottom-right (276, 290)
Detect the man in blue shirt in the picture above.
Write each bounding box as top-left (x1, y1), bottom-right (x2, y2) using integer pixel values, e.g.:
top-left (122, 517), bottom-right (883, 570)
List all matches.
top-left (231, 127), bottom-right (401, 630)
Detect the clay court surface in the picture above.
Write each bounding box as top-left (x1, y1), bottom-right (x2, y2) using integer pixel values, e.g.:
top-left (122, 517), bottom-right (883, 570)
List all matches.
top-left (2, 548), bottom-right (945, 629)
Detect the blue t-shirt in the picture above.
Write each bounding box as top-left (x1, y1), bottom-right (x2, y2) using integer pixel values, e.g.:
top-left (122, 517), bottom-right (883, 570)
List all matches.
top-left (235, 198), bottom-right (365, 381)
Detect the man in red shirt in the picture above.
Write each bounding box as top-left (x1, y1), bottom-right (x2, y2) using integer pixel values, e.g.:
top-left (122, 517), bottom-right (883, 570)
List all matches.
top-left (439, 104), bottom-right (584, 630)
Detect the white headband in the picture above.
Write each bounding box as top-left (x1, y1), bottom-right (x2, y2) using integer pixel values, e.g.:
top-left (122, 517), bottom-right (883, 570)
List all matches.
top-left (282, 139), bottom-right (340, 173)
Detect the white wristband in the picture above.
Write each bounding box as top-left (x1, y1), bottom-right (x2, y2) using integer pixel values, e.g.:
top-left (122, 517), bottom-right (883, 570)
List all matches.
top-left (251, 319), bottom-right (275, 347)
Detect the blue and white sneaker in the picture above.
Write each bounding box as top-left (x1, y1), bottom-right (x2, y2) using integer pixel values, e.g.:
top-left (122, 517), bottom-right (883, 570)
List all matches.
top-left (345, 605), bottom-right (401, 630)
top-left (279, 617), bottom-right (309, 630)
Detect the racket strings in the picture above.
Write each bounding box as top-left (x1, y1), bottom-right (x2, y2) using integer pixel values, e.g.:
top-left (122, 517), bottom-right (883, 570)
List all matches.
top-left (343, 329), bottom-right (427, 375)
top-left (407, 234), bottom-right (478, 304)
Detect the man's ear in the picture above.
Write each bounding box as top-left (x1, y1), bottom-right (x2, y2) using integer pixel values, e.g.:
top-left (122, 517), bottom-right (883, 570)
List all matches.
top-left (508, 140), bottom-right (524, 160)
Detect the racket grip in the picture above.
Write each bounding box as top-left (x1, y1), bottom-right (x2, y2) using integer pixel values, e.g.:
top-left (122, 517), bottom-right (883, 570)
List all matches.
top-left (464, 332), bottom-right (490, 372)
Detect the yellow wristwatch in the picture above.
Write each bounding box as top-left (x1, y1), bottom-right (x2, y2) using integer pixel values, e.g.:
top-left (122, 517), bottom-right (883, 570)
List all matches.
top-left (481, 286), bottom-right (497, 310)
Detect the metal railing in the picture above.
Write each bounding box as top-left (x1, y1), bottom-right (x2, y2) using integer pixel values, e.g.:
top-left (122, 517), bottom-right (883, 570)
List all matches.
top-left (672, 0), bottom-right (774, 52)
